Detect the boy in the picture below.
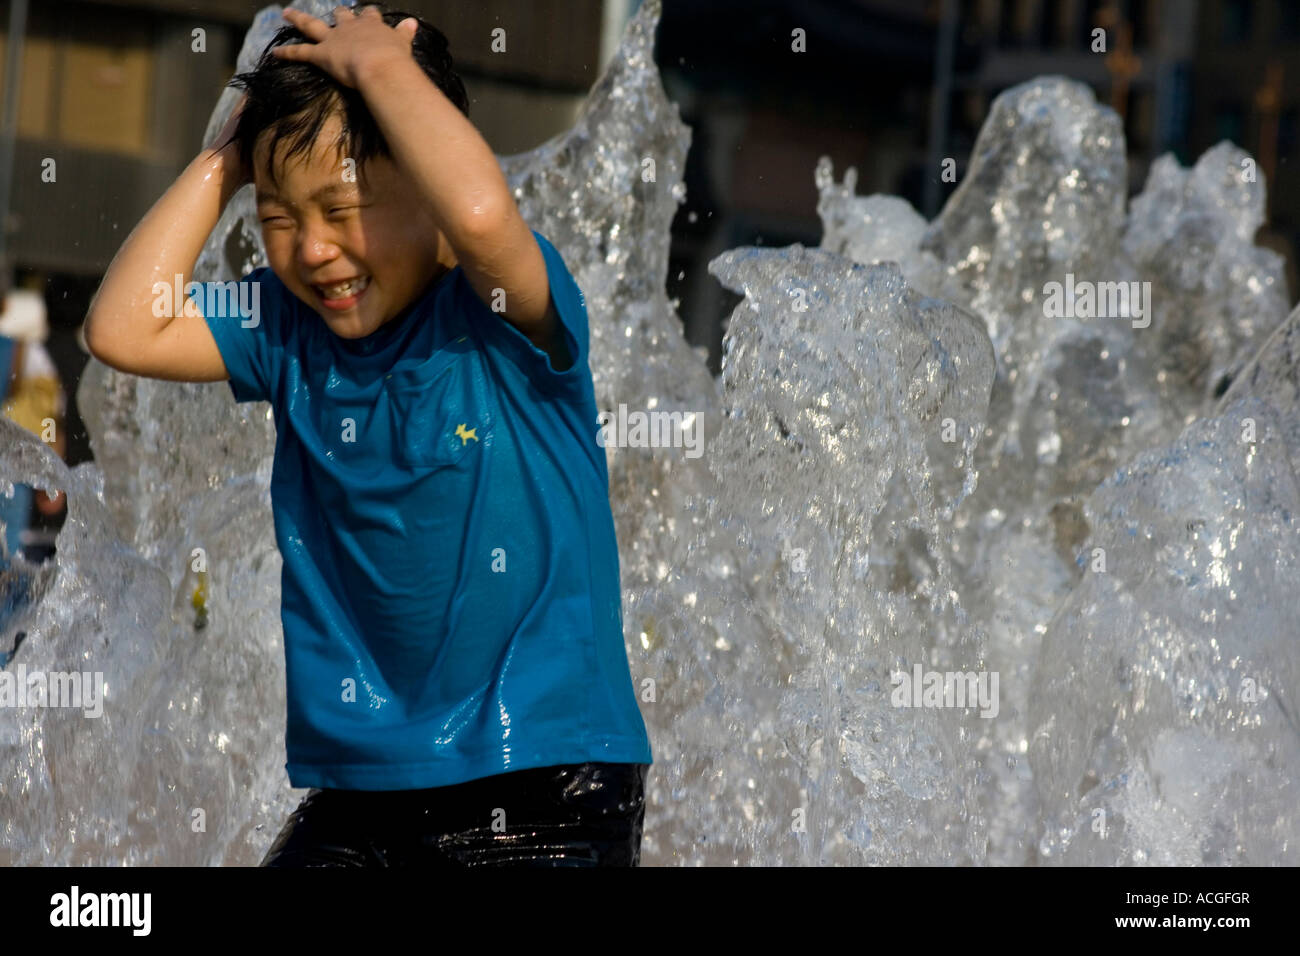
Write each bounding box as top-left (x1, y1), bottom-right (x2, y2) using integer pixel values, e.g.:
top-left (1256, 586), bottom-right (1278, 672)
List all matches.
top-left (84, 3), bottom-right (653, 867)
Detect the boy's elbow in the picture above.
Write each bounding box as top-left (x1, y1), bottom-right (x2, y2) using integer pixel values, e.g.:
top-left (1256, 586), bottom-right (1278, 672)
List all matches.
top-left (83, 314), bottom-right (104, 358)
top-left (84, 311), bottom-right (131, 370)
top-left (451, 195), bottom-right (514, 247)
top-left (82, 314), bottom-right (112, 364)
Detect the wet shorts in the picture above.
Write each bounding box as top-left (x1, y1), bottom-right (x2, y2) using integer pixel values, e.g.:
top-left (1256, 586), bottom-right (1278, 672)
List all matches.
top-left (259, 761), bottom-right (649, 868)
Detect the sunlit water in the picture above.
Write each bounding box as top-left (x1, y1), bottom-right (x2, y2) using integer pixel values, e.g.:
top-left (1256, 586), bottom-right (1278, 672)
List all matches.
top-left (1, 0), bottom-right (1296, 865)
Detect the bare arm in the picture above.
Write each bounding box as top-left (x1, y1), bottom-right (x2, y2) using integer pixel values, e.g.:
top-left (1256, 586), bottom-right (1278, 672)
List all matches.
top-left (83, 102), bottom-right (248, 382)
top-left (358, 58), bottom-right (566, 366)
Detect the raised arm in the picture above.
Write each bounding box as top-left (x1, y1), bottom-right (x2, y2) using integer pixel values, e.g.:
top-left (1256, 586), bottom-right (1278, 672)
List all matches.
top-left (272, 6), bottom-right (568, 369)
top-left (83, 101), bottom-right (249, 382)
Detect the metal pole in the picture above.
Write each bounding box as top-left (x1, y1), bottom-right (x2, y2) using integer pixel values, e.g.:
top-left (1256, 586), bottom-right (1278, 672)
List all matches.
top-left (924, 0), bottom-right (958, 219)
top-left (0, 0), bottom-right (31, 280)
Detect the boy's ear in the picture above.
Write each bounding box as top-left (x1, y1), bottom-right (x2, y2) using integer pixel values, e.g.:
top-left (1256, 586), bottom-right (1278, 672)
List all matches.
top-left (398, 17), bottom-right (417, 35)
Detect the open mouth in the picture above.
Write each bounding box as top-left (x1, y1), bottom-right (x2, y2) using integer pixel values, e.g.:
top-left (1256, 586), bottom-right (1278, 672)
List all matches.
top-left (312, 275), bottom-right (370, 311)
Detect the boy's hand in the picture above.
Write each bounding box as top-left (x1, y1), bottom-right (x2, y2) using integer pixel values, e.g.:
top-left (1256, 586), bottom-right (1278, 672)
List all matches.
top-left (273, 5), bottom-right (418, 90)
top-left (210, 93), bottom-right (250, 193)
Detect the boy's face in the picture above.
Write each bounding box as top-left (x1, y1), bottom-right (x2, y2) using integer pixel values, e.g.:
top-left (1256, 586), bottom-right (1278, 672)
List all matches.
top-left (253, 112), bottom-right (448, 339)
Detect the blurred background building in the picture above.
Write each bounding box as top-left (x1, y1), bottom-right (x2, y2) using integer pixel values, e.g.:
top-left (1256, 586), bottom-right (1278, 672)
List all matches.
top-left (0, 0), bottom-right (1297, 498)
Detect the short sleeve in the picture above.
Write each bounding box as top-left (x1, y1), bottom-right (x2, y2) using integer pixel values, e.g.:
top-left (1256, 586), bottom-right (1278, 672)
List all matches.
top-left (476, 230), bottom-right (591, 400)
top-left (192, 267), bottom-right (288, 405)
top-left (533, 230), bottom-right (590, 375)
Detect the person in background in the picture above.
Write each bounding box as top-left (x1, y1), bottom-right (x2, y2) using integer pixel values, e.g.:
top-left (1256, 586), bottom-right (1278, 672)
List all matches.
top-left (0, 285), bottom-right (67, 567)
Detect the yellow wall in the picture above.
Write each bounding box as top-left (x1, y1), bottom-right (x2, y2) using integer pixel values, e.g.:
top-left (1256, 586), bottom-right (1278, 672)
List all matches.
top-left (0, 31), bottom-right (153, 157)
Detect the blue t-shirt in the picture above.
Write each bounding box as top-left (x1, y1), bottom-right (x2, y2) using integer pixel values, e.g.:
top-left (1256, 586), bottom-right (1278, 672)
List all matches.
top-left (198, 230), bottom-right (652, 790)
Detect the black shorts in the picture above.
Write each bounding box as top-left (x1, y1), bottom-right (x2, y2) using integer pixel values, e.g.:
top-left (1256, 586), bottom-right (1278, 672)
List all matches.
top-left (259, 761), bottom-right (649, 868)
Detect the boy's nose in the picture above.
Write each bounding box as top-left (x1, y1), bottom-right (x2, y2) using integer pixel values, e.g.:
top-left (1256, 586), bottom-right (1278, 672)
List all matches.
top-left (297, 233), bottom-right (339, 268)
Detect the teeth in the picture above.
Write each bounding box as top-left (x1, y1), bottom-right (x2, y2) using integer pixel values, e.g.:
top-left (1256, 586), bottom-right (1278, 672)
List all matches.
top-left (319, 276), bottom-right (368, 299)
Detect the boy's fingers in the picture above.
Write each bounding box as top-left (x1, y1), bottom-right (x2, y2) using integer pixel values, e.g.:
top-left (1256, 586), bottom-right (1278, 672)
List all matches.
top-left (281, 8), bottom-right (330, 39)
top-left (270, 43), bottom-right (315, 62)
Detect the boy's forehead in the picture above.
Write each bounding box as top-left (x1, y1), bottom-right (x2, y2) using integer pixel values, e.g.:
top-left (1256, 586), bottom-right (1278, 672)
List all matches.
top-left (255, 176), bottom-right (358, 207)
top-left (252, 111), bottom-right (378, 195)
top-left (254, 135), bottom-right (354, 196)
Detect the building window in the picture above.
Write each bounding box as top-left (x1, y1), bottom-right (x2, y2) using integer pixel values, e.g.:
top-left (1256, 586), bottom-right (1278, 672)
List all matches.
top-left (1279, 0), bottom-right (1300, 41)
top-left (1221, 0), bottom-right (1253, 44)
top-left (1129, 0), bottom-right (1150, 47)
top-left (1080, 0), bottom-right (1110, 48)
top-left (959, 0), bottom-right (984, 45)
top-left (1038, 0), bottom-right (1061, 47)
top-left (1215, 103), bottom-right (1246, 144)
top-left (1279, 107), bottom-right (1298, 160)
top-left (997, 0), bottom-right (1019, 46)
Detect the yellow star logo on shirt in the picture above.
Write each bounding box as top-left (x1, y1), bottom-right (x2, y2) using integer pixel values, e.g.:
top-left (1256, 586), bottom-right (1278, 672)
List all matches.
top-left (455, 423), bottom-right (478, 445)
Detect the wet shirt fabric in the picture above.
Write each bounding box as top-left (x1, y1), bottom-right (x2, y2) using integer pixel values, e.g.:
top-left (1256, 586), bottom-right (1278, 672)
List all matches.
top-left (198, 231), bottom-right (652, 790)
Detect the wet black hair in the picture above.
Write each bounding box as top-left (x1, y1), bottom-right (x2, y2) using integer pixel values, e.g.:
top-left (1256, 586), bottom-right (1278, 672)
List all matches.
top-left (224, 3), bottom-right (468, 190)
